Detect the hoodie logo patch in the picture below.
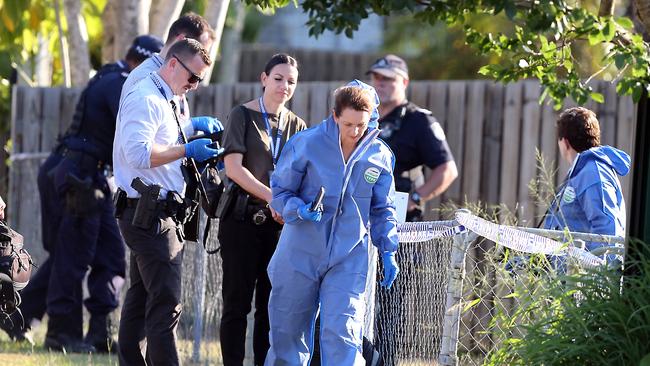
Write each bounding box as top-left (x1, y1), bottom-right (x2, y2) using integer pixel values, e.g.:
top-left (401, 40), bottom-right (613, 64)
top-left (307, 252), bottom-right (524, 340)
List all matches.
top-left (364, 167), bottom-right (380, 184)
top-left (562, 186), bottom-right (576, 203)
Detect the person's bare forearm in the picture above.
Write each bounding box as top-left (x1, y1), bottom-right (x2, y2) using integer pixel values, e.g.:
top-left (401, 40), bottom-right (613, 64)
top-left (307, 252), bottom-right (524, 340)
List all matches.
top-left (150, 143), bottom-right (186, 168)
top-left (416, 160), bottom-right (458, 201)
top-left (224, 154), bottom-right (272, 203)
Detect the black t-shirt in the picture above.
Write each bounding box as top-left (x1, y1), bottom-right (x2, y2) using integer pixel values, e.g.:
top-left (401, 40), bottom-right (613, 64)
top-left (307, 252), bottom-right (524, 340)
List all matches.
top-left (378, 101), bottom-right (454, 182)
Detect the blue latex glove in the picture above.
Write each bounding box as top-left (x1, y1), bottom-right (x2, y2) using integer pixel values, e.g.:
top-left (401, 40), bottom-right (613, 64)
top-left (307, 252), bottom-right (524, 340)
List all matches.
top-left (191, 116), bottom-right (224, 134)
top-left (345, 79), bottom-right (380, 129)
top-left (185, 138), bottom-right (224, 162)
top-left (297, 201), bottom-right (322, 222)
top-left (380, 251), bottom-right (399, 289)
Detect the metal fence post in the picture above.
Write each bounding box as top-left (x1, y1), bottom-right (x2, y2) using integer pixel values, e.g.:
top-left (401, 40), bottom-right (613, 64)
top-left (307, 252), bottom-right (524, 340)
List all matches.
top-left (192, 217), bottom-right (209, 362)
top-left (438, 224), bottom-right (473, 366)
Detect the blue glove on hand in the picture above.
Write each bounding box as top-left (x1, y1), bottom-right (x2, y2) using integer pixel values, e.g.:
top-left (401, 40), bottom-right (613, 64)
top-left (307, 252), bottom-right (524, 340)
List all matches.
top-left (185, 138), bottom-right (224, 162)
top-left (380, 251), bottom-right (399, 289)
top-left (297, 202), bottom-right (322, 222)
top-left (191, 116), bottom-right (224, 134)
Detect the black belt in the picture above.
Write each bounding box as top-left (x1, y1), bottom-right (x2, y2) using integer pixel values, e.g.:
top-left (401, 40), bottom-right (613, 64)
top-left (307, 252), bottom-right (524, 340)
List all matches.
top-left (126, 197), bottom-right (166, 209)
top-left (125, 197), bottom-right (189, 223)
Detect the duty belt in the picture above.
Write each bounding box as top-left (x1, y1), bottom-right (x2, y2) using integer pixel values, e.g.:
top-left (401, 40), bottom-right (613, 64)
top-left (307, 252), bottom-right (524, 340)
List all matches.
top-left (125, 197), bottom-right (191, 224)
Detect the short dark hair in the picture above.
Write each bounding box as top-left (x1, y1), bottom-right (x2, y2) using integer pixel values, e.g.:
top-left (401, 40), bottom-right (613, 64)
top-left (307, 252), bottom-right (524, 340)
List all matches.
top-left (263, 53), bottom-right (298, 75)
top-left (333, 86), bottom-right (374, 117)
top-left (166, 12), bottom-right (215, 45)
top-left (557, 107), bottom-right (601, 152)
top-left (165, 39), bottom-right (211, 66)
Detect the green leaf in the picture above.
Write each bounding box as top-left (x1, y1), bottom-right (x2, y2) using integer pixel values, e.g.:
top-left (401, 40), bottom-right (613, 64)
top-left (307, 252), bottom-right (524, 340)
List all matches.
top-left (588, 30), bottom-right (604, 46)
top-left (614, 54), bottom-right (628, 70)
top-left (602, 18), bottom-right (616, 42)
top-left (633, 83), bottom-right (643, 102)
top-left (590, 92), bottom-right (604, 103)
top-left (463, 298), bottom-right (482, 312)
top-left (616, 17), bottom-right (634, 30)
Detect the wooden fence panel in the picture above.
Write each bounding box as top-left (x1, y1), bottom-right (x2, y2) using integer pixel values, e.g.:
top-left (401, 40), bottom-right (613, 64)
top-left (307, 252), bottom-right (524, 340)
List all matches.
top-left (617, 95), bottom-right (636, 204)
top-left (499, 83), bottom-right (523, 219)
top-left (463, 81), bottom-right (486, 203)
top-left (481, 82), bottom-right (504, 207)
top-left (600, 82), bottom-right (619, 148)
top-left (444, 82), bottom-right (467, 204)
top-left (518, 82), bottom-right (541, 225)
top-left (423, 82), bottom-right (449, 220)
top-left (538, 101), bottom-right (559, 221)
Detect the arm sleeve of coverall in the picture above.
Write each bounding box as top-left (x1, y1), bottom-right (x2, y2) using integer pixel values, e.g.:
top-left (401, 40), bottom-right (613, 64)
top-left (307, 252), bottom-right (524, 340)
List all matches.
top-left (270, 140), bottom-right (307, 223)
top-left (580, 181), bottom-right (619, 238)
top-left (369, 157), bottom-right (399, 253)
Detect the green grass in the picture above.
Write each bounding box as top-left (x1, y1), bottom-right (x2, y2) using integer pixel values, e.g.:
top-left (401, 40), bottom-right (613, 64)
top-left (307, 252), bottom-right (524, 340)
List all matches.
top-left (0, 321), bottom-right (223, 365)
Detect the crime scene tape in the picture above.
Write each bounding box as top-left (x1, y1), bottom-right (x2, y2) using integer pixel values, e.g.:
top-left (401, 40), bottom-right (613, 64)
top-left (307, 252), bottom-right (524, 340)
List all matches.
top-left (397, 221), bottom-right (467, 243)
top-left (455, 211), bottom-right (605, 268)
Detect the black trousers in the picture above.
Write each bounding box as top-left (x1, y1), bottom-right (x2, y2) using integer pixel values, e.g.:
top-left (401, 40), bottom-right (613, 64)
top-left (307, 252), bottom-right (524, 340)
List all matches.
top-left (117, 207), bottom-right (184, 366)
top-left (218, 214), bottom-right (281, 366)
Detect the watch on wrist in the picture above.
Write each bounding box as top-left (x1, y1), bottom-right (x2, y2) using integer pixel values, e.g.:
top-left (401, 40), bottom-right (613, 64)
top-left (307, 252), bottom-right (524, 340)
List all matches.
top-left (410, 191), bottom-right (422, 206)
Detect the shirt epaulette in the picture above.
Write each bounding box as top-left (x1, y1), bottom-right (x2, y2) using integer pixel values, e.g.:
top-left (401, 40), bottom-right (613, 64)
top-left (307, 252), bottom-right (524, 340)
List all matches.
top-left (412, 106), bottom-right (433, 115)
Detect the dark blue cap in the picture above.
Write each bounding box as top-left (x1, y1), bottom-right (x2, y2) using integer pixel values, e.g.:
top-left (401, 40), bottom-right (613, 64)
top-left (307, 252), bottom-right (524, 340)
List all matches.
top-left (129, 35), bottom-right (164, 58)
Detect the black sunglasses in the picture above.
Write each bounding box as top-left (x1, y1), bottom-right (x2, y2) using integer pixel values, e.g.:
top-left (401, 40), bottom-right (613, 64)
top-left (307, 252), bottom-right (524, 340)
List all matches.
top-left (173, 54), bottom-right (203, 84)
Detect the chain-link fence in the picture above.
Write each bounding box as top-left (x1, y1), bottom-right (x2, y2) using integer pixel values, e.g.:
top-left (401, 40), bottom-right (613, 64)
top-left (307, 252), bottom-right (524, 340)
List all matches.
top-left (171, 211), bottom-right (623, 365)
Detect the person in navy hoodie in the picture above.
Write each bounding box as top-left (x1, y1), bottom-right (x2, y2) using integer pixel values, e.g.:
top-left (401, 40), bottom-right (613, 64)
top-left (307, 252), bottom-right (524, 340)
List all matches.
top-left (543, 106), bottom-right (630, 264)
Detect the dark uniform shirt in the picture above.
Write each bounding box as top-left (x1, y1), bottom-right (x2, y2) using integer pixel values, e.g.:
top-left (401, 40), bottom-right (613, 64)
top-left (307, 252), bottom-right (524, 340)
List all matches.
top-left (378, 101), bottom-right (454, 192)
top-left (62, 61), bottom-right (130, 164)
top-left (221, 105), bottom-right (307, 205)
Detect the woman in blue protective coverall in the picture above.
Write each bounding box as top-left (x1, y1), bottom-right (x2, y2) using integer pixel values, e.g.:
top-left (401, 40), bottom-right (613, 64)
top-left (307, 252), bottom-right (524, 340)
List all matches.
top-left (265, 80), bottom-right (400, 365)
top-left (543, 107), bottom-right (630, 262)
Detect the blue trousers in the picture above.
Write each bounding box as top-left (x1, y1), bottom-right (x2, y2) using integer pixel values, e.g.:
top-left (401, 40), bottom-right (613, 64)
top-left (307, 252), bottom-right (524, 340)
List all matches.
top-left (266, 241), bottom-right (368, 366)
top-left (20, 152), bottom-right (125, 329)
top-left (46, 154), bottom-right (125, 318)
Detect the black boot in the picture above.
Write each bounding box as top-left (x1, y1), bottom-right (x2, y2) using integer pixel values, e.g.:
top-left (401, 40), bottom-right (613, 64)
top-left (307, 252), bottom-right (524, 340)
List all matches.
top-left (85, 313), bottom-right (117, 353)
top-left (44, 315), bottom-right (96, 353)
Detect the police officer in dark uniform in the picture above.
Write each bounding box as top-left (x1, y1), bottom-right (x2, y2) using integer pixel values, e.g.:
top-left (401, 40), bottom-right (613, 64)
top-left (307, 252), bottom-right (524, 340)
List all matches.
top-left (368, 54), bottom-right (458, 364)
top-left (369, 54), bottom-right (457, 220)
top-left (0, 35), bottom-right (164, 353)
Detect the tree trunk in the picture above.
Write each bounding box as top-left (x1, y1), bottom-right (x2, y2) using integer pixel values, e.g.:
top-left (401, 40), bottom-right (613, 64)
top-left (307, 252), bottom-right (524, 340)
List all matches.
top-left (634, 0), bottom-right (650, 35)
top-left (149, 0), bottom-right (186, 41)
top-left (63, 0), bottom-right (91, 86)
top-left (202, 0), bottom-right (231, 85)
top-left (115, 0), bottom-right (151, 62)
top-left (599, 0), bottom-right (615, 17)
top-left (35, 33), bottom-right (53, 86)
top-left (101, 1), bottom-right (117, 63)
top-left (217, 0), bottom-right (246, 84)
top-left (54, 0), bottom-right (71, 87)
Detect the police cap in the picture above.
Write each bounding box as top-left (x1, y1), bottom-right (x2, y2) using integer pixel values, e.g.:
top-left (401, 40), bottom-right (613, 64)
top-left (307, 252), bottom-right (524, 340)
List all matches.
top-left (129, 35), bottom-right (164, 59)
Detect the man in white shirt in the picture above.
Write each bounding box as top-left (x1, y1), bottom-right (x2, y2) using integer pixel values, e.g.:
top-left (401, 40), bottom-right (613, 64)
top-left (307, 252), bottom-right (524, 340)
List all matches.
top-left (113, 38), bottom-right (220, 365)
